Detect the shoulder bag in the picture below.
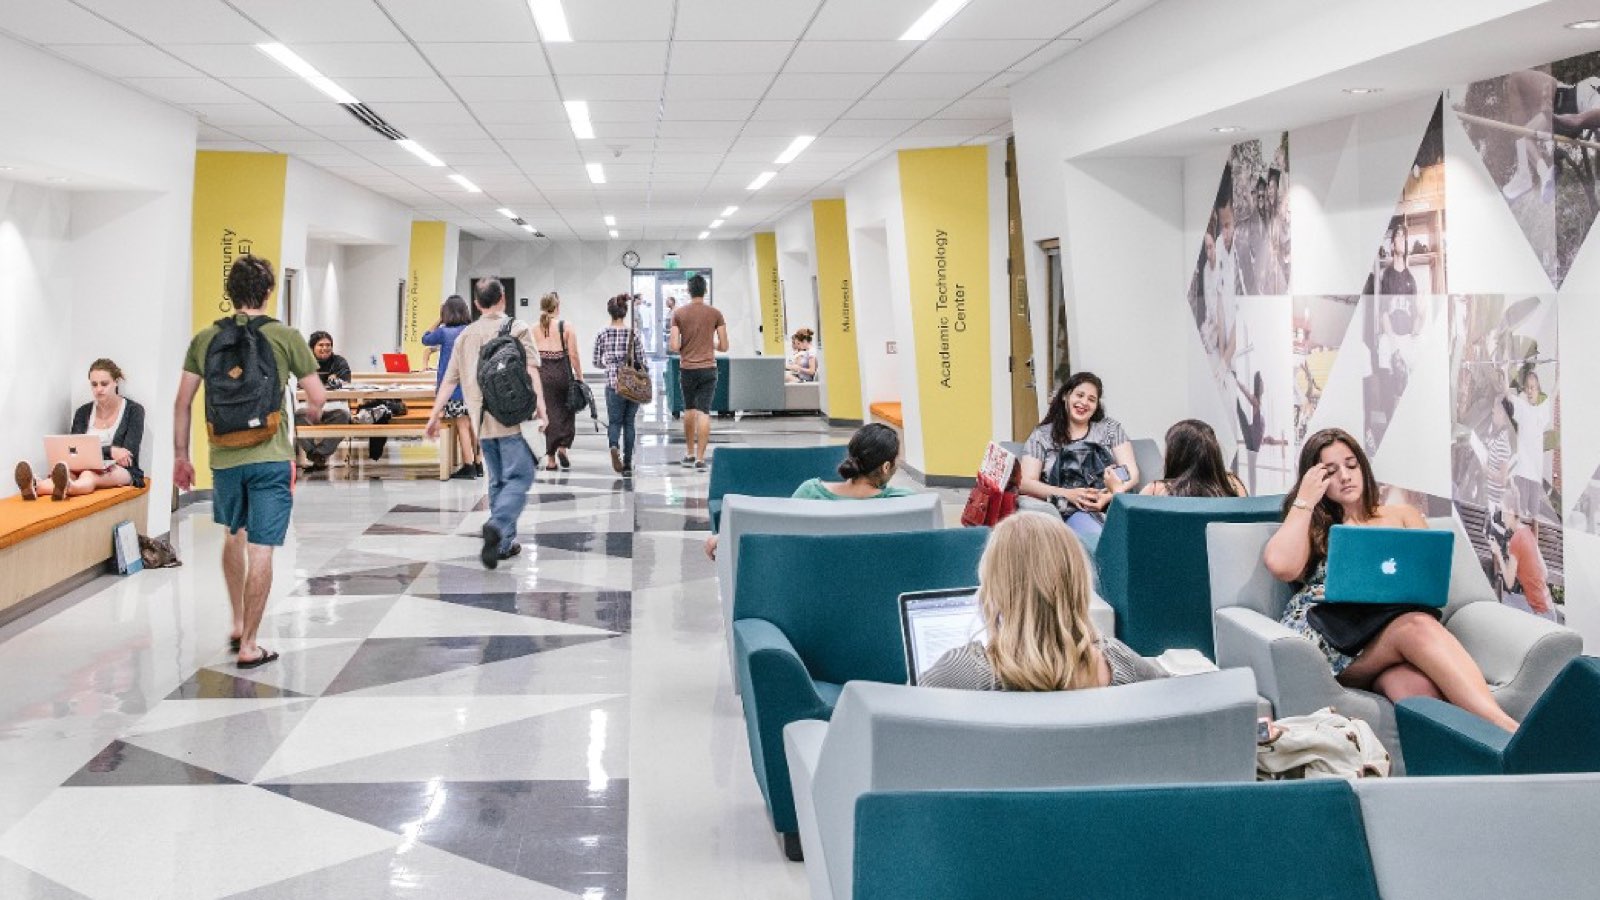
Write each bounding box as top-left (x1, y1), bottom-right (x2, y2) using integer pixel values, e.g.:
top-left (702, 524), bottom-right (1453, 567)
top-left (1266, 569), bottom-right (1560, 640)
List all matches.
top-left (560, 321), bottom-right (600, 430)
top-left (614, 314), bottom-right (654, 405)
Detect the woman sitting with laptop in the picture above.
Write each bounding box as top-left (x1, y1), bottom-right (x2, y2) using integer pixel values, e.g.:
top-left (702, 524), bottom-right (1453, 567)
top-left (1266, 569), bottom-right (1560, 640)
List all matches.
top-left (14, 358), bottom-right (144, 501)
top-left (1264, 428), bottom-right (1517, 732)
top-left (920, 512), bottom-right (1166, 691)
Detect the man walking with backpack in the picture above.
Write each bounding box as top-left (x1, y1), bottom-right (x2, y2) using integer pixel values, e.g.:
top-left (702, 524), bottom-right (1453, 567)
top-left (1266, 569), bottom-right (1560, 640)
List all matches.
top-left (173, 255), bottom-right (323, 669)
top-left (425, 279), bottom-right (547, 569)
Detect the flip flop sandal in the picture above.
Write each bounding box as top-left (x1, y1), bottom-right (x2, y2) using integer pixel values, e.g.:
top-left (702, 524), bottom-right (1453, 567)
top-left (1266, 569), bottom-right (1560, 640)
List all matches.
top-left (229, 637), bottom-right (242, 652)
top-left (237, 648), bottom-right (280, 669)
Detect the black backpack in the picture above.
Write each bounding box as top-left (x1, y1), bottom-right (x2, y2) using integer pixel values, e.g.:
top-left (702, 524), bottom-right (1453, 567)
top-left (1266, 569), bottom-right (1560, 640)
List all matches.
top-left (204, 314), bottom-right (282, 449)
top-left (477, 319), bottom-right (538, 426)
top-left (1050, 439), bottom-right (1116, 491)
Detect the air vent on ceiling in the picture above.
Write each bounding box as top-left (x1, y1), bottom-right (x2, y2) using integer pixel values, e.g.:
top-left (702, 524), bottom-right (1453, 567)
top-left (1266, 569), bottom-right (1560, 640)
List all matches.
top-left (341, 102), bottom-right (405, 140)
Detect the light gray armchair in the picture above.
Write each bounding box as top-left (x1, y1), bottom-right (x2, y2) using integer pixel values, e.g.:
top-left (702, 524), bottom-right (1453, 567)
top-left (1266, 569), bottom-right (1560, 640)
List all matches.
top-left (1206, 517), bottom-right (1581, 773)
top-left (783, 671), bottom-right (1258, 900)
top-left (717, 493), bottom-right (944, 686)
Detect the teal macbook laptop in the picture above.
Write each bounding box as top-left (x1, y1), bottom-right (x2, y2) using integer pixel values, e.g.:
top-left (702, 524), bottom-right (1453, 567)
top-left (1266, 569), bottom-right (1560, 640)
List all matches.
top-left (1324, 525), bottom-right (1453, 607)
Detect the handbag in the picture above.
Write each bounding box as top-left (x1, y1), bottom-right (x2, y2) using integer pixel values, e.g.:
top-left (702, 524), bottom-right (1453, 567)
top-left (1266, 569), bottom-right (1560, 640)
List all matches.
top-left (615, 313), bottom-right (654, 405)
top-left (1306, 602), bottom-right (1439, 655)
top-left (961, 442), bottom-right (1021, 527)
top-left (560, 321), bottom-right (600, 430)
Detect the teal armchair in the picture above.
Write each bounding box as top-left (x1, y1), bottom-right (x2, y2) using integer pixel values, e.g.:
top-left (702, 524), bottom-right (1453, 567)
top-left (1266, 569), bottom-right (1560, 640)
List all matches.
top-left (1397, 655), bottom-right (1600, 776)
top-left (707, 444), bottom-right (848, 530)
top-left (1095, 493), bottom-right (1283, 657)
top-left (732, 527), bottom-right (988, 858)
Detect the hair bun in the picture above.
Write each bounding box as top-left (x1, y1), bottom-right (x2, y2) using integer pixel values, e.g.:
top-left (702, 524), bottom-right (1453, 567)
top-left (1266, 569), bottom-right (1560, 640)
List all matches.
top-left (837, 456), bottom-right (863, 479)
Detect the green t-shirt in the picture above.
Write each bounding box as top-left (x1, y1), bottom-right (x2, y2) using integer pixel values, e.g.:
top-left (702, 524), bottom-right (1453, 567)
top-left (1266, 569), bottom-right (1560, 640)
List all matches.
top-left (790, 477), bottom-right (917, 501)
top-left (183, 315), bottom-right (317, 470)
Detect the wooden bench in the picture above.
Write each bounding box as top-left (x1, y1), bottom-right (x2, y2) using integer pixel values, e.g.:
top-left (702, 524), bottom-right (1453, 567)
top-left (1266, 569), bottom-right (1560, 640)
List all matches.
top-left (297, 419), bottom-right (459, 480)
top-left (0, 483), bottom-right (151, 616)
top-left (869, 401), bottom-right (904, 428)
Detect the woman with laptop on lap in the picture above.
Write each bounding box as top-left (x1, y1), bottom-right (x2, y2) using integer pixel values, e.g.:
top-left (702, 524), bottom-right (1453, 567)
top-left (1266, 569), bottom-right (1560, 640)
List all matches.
top-left (14, 359), bottom-right (144, 501)
top-left (1265, 428), bottom-right (1518, 731)
top-left (920, 512), bottom-right (1166, 691)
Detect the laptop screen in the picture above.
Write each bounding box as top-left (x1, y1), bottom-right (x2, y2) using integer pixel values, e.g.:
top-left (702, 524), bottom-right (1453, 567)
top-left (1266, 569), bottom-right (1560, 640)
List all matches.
top-left (900, 588), bottom-right (986, 685)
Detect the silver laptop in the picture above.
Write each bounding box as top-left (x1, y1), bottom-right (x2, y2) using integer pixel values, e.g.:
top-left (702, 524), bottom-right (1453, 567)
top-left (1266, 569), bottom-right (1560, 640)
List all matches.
top-left (44, 435), bottom-right (108, 474)
top-left (899, 588), bottom-right (986, 685)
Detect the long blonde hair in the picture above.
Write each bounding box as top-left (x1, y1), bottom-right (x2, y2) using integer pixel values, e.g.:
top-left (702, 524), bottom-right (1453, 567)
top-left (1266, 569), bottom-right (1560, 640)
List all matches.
top-left (979, 512), bottom-right (1101, 691)
top-left (538, 292), bottom-right (560, 336)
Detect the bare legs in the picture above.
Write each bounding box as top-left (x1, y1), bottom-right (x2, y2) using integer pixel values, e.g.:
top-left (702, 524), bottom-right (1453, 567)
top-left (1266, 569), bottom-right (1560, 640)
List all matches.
top-left (222, 529), bottom-right (275, 661)
top-left (455, 415), bottom-right (479, 467)
top-left (695, 410), bottom-right (711, 463)
top-left (682, 409), bottom-right (709, 462)
top-left (53, 467), bottom-right (132, 497)
top-left (1339, 612), bottom-right (1518, 731)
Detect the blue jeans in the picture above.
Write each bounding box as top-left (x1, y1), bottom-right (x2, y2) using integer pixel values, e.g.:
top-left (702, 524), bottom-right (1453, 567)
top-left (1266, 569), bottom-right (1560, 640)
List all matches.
top-left (481, 434), bottom-right (535, 552)
top-left (606, 386), bottom-right (639, 466)
top-left (1064, 509), bottom-right (1103, 553)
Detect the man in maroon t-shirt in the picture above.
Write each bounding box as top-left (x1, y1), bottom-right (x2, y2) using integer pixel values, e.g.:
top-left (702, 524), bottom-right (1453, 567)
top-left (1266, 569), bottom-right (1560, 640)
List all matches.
top-left (669, 274), bottom-right (728, 470)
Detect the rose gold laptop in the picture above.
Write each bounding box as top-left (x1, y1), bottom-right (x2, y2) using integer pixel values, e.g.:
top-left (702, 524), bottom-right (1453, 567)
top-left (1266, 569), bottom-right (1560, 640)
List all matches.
top-left (44, 435), bottom-right (109, 473)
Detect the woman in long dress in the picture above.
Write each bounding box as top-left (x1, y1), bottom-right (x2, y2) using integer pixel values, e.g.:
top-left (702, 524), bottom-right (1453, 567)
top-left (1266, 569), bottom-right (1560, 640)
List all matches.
top-left (533, 292), bottom-right (581, 470)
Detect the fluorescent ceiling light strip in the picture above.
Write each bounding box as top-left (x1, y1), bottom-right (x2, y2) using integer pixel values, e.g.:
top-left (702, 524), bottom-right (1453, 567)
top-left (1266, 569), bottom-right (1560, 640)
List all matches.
top-left (395, 139), bottom-right (444, 167)
top-left (521, 223), bottom-right (536, 233)
top-left (710, 219), bottom-right (724, 228)
top-left (586, 163), bottom-right (607, 184)
top-left (564, 100), bottom-right (595, 140)
top-left (448, 173), bottom-right (481, 192)
top-left (698, 231), bottom-right (711, 240)
top-left (747, 171), bottom-right (776, 191)
top-left (497, 208), bottom-right (518, 219)
top-left (603, 215), bottom-right (616, 226)
top-left (720, 205), bottom-right (738, 217)
top-left (256, 43), bottom-right (357, 104)
top-left (899, 0), bottom-right (971, 41)
top-left (528, 0), bottom-right (573, 42)
top-left (774, 135), bottom-right (815, 165)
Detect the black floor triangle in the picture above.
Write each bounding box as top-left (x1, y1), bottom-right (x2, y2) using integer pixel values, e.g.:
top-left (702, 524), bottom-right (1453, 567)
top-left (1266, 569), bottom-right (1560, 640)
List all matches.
top-left (528, 531), bottom-right (633, 559)
top-left (167, 668), bottom-right (310, 700)
top-left (293, 561), bottom-right (430, 596)
top-left (65, 740), bottom-right (240, 786)
top-left (262, 779), bottom-right (625, 895)
top-left (321, 634), bottom-right (615, 694)
top-left (413, 590), bottom-right (632, 634)
top-left (363, 523), bottom-right (448, 537)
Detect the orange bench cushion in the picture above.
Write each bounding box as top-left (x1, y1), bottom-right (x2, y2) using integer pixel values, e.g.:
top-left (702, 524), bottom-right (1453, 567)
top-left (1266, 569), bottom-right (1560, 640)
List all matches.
top-left (870, 402), bottom-right (904, 428)
top-left (0, 483), bottom-right (150, 550)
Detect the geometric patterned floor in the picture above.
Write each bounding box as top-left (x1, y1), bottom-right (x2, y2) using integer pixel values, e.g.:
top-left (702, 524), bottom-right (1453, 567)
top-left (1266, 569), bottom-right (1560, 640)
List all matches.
top-left (0, 403), bottom-right (851, 899)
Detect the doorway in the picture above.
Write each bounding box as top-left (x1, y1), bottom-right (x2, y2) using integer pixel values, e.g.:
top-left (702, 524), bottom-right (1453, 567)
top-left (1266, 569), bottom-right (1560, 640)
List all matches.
top-left (467, 276), bottom-right (517, 319)
top-left (631, 267), bottom-right (713, 357)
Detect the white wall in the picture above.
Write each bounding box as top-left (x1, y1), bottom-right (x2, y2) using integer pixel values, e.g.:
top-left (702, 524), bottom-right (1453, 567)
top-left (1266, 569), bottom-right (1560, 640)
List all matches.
top-left (300, 240), bottom-right (346, 339)
top-left (775, 206), bottom-right (817, 339)
top-left (342, 244), bottom-right (407, 370)
top-left (0, 33), bottom-right (196, 535)
top-left (456, 238), bottom-right (759, 358)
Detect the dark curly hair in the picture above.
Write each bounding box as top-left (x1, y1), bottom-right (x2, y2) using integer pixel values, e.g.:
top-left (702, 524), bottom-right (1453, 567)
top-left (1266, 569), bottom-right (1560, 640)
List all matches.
top-left (226, 254), bottom-right (276, 310)
top-left (308, 331), bottom-right (333, 350)
top-left (1040, 372), bottom-right (1106, 446)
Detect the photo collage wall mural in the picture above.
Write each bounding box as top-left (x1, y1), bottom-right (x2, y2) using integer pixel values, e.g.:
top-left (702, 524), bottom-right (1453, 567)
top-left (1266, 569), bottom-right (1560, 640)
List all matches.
top-left (1184, 45), bottom-right (1600, 628)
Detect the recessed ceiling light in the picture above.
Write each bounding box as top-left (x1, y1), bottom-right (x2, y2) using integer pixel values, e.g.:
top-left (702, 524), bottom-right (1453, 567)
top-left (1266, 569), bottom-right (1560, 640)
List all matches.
top-left (1566, 19), bottom-right (1600, 29)
top-left (774, 135), bottom-right (815, 165)
top-left (564, 100), bottom-right (595, 140)
top-left (709, 219), bottom-right (724, 228)
top-left (1211, 126), bottom-right (1243, 134)
top-left (47, 176), bottom-right (70, 183)
top-left (899, 0), bottom-right (972, 41)
top-left (528, 0), bottom-right (574, 42)
top-left (603, 215), bottom-right (616, 226)
top-left (1343, 87), bottom-right (1382, 95)
top-left (609, 229), bottom-right (619, 238)
top-left (448, 173), bottom-right (481, 192)
top-left (698, 231), bottom-right (711, 240)
top-left (256, 43), bottom-right (357, 104)
top-left (0, 166), bottom-right (13, 172)
top-left (396, 139), bottom-right (445, 166)
top-left (586, 162), bottom-right (607, 184)
top-left (747, 171), bottom-right (776, 191)
top-left (497, 208), bottom-right (518, 219)
top-left (720, 205), bottom-right (738, 217)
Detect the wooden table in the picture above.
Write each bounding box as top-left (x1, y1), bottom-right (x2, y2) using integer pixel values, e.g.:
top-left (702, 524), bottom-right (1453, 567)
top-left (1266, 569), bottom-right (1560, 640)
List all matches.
top-left (305, 386), bottom-right (439, 403)
top-left (351, 371), bottom-right (437, 385)
top-left (295, 384), bottom-right (456, 480)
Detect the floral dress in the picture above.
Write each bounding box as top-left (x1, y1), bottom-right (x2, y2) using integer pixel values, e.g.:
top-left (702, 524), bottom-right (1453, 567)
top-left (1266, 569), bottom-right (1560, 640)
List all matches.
top-left (1279, 561), bottom-right (1357, 676)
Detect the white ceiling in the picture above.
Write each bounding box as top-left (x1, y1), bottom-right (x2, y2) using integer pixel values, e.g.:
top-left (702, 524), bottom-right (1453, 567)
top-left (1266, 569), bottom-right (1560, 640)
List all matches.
top-left (0, 0), bottom-right (1154, 242)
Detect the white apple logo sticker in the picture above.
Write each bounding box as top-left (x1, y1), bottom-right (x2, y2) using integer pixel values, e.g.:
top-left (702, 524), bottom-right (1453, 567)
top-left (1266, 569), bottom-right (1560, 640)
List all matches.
top-left (1381, 558), bottom-right (1398, 576)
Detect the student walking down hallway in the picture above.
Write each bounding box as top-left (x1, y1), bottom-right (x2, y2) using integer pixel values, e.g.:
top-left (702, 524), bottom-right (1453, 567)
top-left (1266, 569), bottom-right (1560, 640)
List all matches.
top-left (669, 274), bottom-right (727, 471)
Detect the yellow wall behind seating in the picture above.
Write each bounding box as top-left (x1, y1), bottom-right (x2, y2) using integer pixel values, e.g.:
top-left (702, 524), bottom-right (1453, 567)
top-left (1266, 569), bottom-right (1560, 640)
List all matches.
top-left (898, 146), bottom-right (993, 478)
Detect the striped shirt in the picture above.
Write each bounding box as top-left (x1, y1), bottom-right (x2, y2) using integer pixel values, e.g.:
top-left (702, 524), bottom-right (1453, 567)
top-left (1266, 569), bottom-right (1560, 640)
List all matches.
top-left (1485, 431), bottom-right (1512, 509)
top-left (592, 325), bottom-right (644, 391)
top-left (920, 636), bottom-right (1168, 691)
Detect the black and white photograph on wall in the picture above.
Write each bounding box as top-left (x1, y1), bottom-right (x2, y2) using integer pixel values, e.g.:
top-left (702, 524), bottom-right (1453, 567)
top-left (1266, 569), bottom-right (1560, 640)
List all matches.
top-left (1448, 293), bottom-right (1564, 623)
top-left (1228, 298), bottom-right (1295, 495)
top-left (1455, 53), bottom-right (1600, 289)
top-left (1357, 294), bottom-right (1436, 455)
top-left (1364, 99), bottom-right (1447, 296)
top-left (1292, 295), bottom-right (1359, 446)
